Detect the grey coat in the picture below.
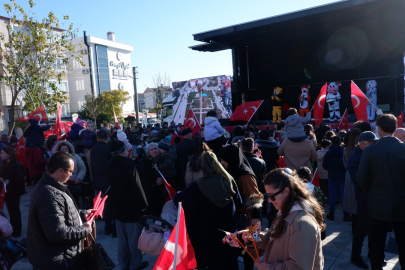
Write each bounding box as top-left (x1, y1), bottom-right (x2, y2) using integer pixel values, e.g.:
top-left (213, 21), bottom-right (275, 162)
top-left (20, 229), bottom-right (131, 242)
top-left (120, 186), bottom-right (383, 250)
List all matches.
top-left (284, 113), bottom-right (311, 139)
top-left (357, 136), bottom-right (405, 222)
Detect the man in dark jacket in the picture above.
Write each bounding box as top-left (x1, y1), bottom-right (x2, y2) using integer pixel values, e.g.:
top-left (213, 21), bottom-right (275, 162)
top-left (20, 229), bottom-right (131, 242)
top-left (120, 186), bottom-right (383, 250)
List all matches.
top-left (176, 128), bottom-right (194, 189)
top-left (27, 151), bottom-right (93, 269)
top-left (90, 129), bottom-right (115, 236)
top-left (322, 135), bottom-right (348, 221)
top-left (357, 114), bottom-right (405, 270)
top-left (241, 138), bottom-right (267, 192)
top-left (255, 130), bottom-right (279, 172)
top-left (347, 131), bottom-right (378, 269)
top-left (107, 140), bottom-right (149, 270)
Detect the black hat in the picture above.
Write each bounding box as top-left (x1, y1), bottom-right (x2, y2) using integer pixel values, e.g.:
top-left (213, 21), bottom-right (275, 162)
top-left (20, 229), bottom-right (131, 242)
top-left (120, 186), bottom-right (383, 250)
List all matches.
top-left (358, 131), bottom-right (379, 142)
top-left (110, 139), bottom-right (126, 155)
top-left (181, 128), bottom-right (192, 136)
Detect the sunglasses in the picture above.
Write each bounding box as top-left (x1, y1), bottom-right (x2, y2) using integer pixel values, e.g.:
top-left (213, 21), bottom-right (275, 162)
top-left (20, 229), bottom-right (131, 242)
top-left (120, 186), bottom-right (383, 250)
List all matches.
top-left (265, 187), bottom-right (285, 201)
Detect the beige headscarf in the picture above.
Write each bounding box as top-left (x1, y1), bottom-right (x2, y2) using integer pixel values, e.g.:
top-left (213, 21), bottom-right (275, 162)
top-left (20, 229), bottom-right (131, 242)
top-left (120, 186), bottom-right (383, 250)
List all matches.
top-left (196, 151), bottom-right (237, 209)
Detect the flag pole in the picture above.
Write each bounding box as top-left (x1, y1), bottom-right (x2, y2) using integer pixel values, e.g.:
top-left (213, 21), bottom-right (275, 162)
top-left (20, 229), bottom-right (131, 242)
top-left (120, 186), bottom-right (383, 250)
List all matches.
top-left (246, 100), bottom-right (263, 125)
top-left (173, 202), bottom-right (182, 270)
top-left (156, 169), bottom-right (174, 199)
top-left (337, 109), bottom-right (347, 130)
top-left (311, 168), bottom-right (318, 184)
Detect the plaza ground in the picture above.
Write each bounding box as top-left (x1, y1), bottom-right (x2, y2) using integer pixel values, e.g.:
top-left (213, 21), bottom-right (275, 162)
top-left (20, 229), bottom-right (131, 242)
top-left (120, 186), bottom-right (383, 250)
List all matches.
top-left (11, 185), bottom-right (400, 270)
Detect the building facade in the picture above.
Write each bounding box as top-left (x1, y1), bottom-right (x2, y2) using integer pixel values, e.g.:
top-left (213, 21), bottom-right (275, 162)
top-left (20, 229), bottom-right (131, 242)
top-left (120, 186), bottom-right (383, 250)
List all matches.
top-left (68, 32), bottom-right (135, 115)
top-left (138, 93), bottom-right (145, 111)
top-left (143, 87), bottom-right (172, 110)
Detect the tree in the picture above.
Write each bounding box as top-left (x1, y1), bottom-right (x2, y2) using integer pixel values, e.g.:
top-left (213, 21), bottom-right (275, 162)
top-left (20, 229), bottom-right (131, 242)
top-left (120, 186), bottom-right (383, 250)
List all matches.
top-left (77, 93), bottom-right (106, 127)
top-left (152, 72), bottom-right (171, 115)
top-left (98, 89), bottom-right (130, 122)
top-left (0, 0), bottom-right (84, 135)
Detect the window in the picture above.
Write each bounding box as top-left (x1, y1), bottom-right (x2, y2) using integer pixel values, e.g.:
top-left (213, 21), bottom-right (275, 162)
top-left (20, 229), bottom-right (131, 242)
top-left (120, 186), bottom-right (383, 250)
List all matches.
top-left (75, 79), bottom-right (85, 91)
top-left (47, 80), bottom-right (69, 94)
top-left (55, 57), bottom-right (66, 71)
top-left (62, 103), bottom-right (70, 117)
top-left (96, 45), bottom-right (110, 92)
top-left (77, 100), bottom-right (85, 109)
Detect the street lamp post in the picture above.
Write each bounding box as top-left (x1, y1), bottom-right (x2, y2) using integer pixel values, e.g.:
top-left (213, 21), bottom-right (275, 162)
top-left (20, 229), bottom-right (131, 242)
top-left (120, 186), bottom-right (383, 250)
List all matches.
top-left (132, 67), bottom-right (139, 125)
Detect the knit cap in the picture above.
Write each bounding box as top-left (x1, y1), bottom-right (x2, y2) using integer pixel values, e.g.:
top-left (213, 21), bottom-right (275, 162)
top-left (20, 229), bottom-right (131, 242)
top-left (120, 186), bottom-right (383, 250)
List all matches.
top-left (110, 139), bottom-right (126, 155)
top-left (158, 139), bottom-right (171, 152)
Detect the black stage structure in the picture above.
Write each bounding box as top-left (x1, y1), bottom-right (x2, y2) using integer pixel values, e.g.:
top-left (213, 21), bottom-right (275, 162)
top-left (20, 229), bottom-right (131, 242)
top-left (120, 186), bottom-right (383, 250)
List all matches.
top-left (190, 0), bottom-right (405, 122)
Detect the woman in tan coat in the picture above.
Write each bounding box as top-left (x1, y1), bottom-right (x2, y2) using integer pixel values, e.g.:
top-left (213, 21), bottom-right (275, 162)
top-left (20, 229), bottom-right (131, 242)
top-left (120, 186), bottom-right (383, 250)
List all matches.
top-left (241, 168), bottom-right (325, 270)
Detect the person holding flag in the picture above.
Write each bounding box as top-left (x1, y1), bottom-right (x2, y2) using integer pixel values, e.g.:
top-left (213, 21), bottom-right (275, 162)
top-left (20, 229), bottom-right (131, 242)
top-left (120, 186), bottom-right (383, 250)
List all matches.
top-left (172, 151), bottom-right (241, 270)
top-left (107, 139), bottom-right (149, 270)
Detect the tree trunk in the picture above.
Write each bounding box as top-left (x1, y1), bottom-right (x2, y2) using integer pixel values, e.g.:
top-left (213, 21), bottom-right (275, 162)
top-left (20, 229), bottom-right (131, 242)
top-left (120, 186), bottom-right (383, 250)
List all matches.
top-left (8, 96), bottom-right (17, 137)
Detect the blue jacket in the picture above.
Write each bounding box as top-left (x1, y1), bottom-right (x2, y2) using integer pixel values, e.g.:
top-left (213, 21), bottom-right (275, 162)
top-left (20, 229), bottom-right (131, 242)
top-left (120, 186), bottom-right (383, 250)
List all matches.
top-left (204, 117), bottom-right (225, 142)
top-left (322, 145), bottom-right (346, 181)
top-left (23, 119), bottom-right (51, 147)
top-left (67, 123), bottom-right (83, 140)
top-left (347, 147), bottom-right (366, 203)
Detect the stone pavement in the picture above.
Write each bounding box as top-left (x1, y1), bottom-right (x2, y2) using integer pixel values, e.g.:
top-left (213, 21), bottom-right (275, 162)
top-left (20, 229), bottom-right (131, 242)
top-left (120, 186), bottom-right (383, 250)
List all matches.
top-left (11, 185), bottom-right (401, 269)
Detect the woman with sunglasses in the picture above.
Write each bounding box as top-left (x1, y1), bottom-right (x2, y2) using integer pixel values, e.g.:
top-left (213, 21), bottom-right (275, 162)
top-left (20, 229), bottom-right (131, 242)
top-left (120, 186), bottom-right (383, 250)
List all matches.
top-left (240, 168), bottom-right (325, 270)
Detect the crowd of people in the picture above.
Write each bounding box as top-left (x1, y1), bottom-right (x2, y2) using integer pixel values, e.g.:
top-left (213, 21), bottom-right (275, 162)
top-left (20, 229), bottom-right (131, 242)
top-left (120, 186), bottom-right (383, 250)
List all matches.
top-left (0, 107), bottom-right (402, 270)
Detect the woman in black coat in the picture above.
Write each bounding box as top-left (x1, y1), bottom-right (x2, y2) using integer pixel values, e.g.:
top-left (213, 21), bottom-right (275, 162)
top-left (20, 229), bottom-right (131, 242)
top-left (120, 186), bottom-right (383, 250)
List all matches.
top-left (174, 151), bottom-right (242, 270)
top-left (139, 143), bottom-right (166, 216)
top-left (0, 146), bottom-right (25, 237)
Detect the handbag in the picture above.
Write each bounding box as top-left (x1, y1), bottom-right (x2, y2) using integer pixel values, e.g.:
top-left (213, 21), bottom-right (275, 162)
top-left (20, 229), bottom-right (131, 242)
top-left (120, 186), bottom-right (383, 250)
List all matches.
top-left (83, 233), bottom-right (115, 270)
top-left (138, 225), bottom-right (166, 256)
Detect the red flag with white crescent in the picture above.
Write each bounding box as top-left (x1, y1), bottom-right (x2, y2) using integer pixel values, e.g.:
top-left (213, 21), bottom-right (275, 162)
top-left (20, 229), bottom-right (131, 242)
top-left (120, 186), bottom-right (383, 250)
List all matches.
top-left (153, 204), bottom-right (197, 270)
top-left (15, 136), bottom-right (26, 167)
top-left (337, 109), bottom-right (349, 130)
top-left (312, 83), bottom-right (327, 126)
top-left (229, 100), bottom-right (263, 122)
top-left (351, 81), bottom-right (369, 122)
top-left (16, 105), bottom-right (48, 122)
top-left (183, 109), bottom-right (201, 136)
top-left (53, 103), bottom-right (63, 138)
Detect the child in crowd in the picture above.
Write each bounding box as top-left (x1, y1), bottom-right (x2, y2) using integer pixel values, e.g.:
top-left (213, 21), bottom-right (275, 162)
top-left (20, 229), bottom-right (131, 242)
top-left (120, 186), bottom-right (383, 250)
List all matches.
top-left (80, 120), bottom-right (96, 150)
top-left (322, 136), bottom-right (349, 221)
top-left (317, 139), bottom-right (331, 198)
top-left (156, 139), bottom-right (177, 185)
top-left (284, 108), bottom-right (311, 142)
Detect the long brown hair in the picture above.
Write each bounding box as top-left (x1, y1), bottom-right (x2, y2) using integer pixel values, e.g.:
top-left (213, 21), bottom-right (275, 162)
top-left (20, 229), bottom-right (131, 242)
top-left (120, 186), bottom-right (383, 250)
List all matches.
top-left (1, 146), bottom-right (16, 168)
top-left (345, 128), bottom-right (362, 158)
top-left (263, 168), bottom-right (325, 239)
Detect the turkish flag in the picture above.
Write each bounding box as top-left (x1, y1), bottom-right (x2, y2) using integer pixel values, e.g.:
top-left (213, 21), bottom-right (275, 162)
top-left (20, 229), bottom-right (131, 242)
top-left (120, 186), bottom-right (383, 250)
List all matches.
top-left (337, 109), bottom-right (349, 130)
top-left (184, 109), bottom-right (201, 136)
top-left (53, 103), bottom-right (63, 138)
top-left (16, 105), bottom-right (48, 122)
top-left (312, 83), bottom-right (327, 126)
top-left (153, 204), bottom-right (197, 270)
top-left (157, 170), bottom-right (177, 200)
top-left (277, 156), bottom-right (287, 168)
top-left (229, 100), bottom-right (263, 122)
top-left (15, 136), bottom-right (26, 167)
top-left (114, 109), bottom-right (121, 129)
top-left (311, 168), bottom-right (320, 187)
top-left (351, 81), bottom-right (369, 122)
top-left (398, 112), bottom-right (403, 128)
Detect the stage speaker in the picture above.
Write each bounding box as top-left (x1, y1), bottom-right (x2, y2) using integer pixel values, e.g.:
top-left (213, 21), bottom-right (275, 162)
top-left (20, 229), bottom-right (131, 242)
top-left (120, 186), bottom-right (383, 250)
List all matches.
top-left (390, 64), bottom-right (400, 79)
top-left (231, 81), bottom-right (238, 93)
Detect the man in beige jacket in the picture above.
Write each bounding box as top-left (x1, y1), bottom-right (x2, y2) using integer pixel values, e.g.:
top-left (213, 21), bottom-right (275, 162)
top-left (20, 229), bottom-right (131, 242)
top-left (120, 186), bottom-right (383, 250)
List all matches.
top-left (277, 138), bottom-right (317, 171)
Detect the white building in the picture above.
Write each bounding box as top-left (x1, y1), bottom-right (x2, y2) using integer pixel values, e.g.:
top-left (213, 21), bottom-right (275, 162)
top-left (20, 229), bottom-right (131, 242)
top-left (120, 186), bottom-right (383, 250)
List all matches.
top-left (68, 32), bottom-right (134, 115)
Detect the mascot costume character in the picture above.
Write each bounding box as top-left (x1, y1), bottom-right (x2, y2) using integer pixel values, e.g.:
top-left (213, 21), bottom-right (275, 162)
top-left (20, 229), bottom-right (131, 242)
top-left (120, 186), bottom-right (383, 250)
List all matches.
top-left (299, 86), bottom-right (311, 117)
top-left (272, 87), bottom-right (283, 122)
top-left (326, 82), bottom-right (342, 121)
top-left (366, 80), bottom-right (377, 121)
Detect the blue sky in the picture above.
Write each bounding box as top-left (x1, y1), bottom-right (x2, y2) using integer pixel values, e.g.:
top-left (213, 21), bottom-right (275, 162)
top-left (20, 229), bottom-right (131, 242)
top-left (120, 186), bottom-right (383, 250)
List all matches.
top-left (3, 0), bottom-right (338, 92)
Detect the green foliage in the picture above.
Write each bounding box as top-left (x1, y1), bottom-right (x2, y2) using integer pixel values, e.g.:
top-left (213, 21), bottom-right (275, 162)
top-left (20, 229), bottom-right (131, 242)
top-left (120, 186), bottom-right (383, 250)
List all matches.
top-left (77, 93), bottom-right (105, 127)
top-left (98, 89), bottom-right (131, 119)
top-left (0, 0), bottom-right (84, 134)
top-left (149, 107), bottom-right (157, 113)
